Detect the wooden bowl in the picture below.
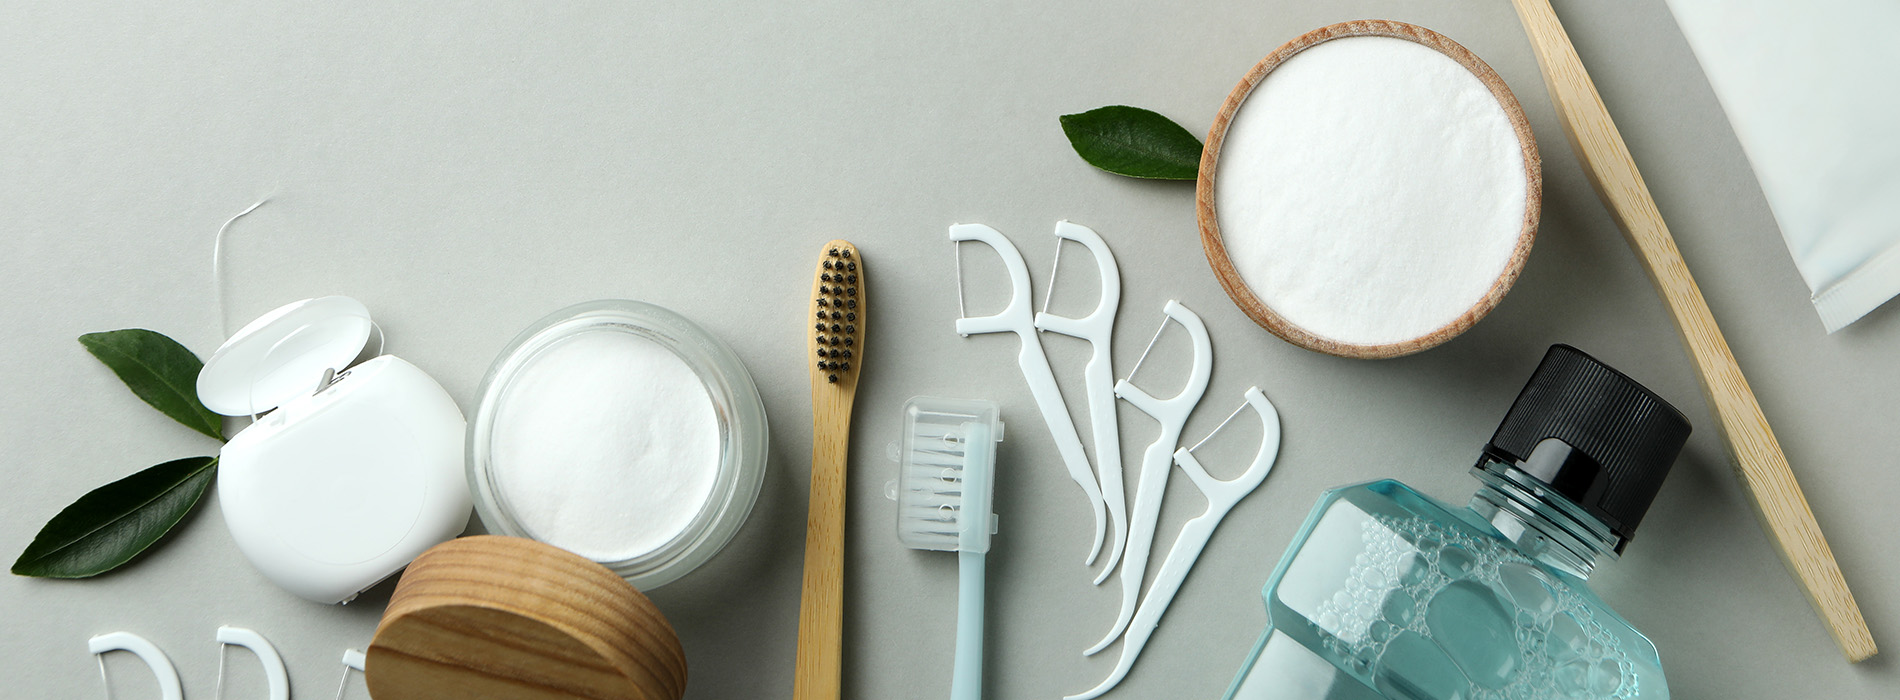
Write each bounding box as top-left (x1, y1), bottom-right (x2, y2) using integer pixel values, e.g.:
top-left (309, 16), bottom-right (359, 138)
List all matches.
top-left (367, 536), bottom-right (688, 700)
top-left (1195, 20), bottom-right (1541, 359)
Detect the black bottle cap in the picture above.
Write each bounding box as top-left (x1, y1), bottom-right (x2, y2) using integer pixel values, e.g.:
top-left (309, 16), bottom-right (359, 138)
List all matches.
top-left (1481, 344), bottom-right (1691, 547)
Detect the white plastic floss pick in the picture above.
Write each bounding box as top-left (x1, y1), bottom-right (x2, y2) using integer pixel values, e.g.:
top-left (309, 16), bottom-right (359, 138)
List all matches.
top-left (1068, 386), bottom-right (1283, 700)
top-left (1032, 220), bottom-right (1128, 584)
top-left (950, 223), bottom-right (1107, 566)
top-left (215, 626), bottom-right (289, 700)
top-left (89, 632), bottom-right (182, 700)
top-left (1089, 300), bottom-right (1212, 657)
top-left (335, 648), bottom-right (367, 700)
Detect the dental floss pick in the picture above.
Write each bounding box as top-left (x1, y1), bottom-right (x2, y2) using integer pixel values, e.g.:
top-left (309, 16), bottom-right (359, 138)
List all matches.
top-left (335, 649), bottom-right (366, 700)
top-left (1068, 387), bottom-right (1282, 700)
top-left (1032, 221), bottom-right (1128, 585)
top-left (89, 632), bottom-right (182, 700)
top-left (1088, 300), bottom-right (1212, 656)
top-left (214, 627), bottom-right (289, 700)
top-left (950, 223), bottom-right (1107, 567)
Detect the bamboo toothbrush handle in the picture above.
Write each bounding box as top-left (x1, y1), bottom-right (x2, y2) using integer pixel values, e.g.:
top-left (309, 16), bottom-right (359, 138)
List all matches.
top-left (796, 241), bottom-right (867, 700)
top-left (794, 389), bottom-right (854, 700)
top-left (1510, 0), bottom-right (1875, 662)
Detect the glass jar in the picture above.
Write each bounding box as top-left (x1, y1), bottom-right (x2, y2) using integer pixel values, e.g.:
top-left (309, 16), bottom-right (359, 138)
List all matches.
top-left (467, 299), bottom-right (769, 589)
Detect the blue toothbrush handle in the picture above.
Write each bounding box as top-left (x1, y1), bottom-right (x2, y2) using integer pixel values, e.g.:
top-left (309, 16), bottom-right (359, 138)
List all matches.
top-left (951, 549), bottom-right (987, 700)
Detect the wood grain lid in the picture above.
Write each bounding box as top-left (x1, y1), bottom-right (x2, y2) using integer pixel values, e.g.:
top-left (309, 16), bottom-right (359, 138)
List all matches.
top-left (1195, 19), bottom-right (1542, 359)
top-left (367, 536), bottom-right (688, 700)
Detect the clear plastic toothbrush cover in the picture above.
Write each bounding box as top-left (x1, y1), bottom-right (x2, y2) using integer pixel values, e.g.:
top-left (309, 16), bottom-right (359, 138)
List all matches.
top-left (894, 396), bottom-right (1002, 553)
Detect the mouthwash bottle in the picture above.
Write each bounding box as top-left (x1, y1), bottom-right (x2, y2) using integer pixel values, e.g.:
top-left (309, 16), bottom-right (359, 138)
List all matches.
top-left (1225, 345), bottom-right (1689, 700)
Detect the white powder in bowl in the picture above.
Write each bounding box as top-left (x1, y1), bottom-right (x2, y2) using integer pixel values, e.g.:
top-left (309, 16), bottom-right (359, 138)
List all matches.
top-left (1215, 35), bottom-right (1528, 347)
top-left (491, 329), bottom-right (721, 562)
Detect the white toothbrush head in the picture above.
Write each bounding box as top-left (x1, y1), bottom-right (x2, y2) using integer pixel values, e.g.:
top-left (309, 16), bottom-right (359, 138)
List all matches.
top-left (895, 396), bottom-right (1003, 554)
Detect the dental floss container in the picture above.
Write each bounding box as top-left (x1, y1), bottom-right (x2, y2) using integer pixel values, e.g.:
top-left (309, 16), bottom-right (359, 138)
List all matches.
top-left (198, 296), bottom-right (471, 604)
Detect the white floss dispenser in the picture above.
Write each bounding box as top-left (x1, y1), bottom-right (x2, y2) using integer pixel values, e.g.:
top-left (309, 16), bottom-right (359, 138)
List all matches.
top-left (197, 296), bottom-right (471, 603)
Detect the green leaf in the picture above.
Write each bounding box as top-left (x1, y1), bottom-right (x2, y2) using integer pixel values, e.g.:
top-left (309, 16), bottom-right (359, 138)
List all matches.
top-left (12, 457), bottom-right (218, 578)
top-left (1060, 105), bottom-right (1205, 180)
top-left (79, 329), bottom-right (224, 441)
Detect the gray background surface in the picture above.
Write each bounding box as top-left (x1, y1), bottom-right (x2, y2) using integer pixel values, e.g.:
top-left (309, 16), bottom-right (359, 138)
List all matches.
top-left (4, 1), bottom-right (1896, 698)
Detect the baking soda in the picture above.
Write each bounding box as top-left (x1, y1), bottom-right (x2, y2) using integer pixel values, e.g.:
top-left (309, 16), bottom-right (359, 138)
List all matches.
top-left (492, 329), bottom-right (721, 562)
top-left (1216, 36), bottom-right (1528, 346)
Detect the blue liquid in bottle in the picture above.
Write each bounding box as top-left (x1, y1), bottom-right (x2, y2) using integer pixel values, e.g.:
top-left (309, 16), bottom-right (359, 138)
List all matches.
top-left (1224, 345), bottom-right (1689, 700)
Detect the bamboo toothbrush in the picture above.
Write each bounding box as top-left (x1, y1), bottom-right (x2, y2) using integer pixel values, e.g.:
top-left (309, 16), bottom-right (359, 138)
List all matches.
top-left (795, 241), bottom-right (867, 700)
top-left (1510, 0), bottom-right (1875, 662)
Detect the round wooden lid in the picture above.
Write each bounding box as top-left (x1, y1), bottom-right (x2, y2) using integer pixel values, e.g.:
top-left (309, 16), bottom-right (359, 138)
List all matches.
top-left (367, 536), bottom-right (688, 700)
top-left (1196, 19), bottom-right (1542, 359)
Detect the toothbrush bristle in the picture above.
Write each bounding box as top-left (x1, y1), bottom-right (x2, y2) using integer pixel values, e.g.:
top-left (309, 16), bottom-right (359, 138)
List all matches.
top-left (811, 242), bottom-right (865, 385)
top-left (896, 423), bottom-right (972, 551)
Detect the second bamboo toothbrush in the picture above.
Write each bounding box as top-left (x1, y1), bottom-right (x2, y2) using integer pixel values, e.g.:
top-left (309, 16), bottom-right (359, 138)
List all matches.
top-left (1510, 0), bottom-right (1874, 662)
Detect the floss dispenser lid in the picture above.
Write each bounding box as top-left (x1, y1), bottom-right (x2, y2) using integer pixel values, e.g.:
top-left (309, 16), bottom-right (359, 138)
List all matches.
top-left (197, 296), bottom-right (375, 416)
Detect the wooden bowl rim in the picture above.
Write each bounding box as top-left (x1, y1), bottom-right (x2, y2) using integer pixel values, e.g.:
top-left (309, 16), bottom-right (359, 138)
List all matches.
top-left (1195, 19), bottom-right (1543, 360)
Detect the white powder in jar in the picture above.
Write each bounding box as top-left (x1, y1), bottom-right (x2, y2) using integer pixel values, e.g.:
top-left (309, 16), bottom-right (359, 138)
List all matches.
top-left (1215, 36), bottom-right (1528, 347)
top-left (491, 329), bottom-right (721, 562)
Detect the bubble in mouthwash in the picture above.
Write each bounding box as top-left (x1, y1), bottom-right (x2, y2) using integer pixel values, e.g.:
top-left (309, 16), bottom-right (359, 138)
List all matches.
top-left (1309, 513), bottom-right (1639, 699)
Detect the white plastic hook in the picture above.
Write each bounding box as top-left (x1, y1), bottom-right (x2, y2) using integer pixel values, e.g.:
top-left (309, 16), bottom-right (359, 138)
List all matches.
top-left (334, 648), bottom-right (367, 700)
top-left (1032, 221), bottom-right (1127, 584)
top-left (89, 632), bottom-right (182, 700)
top-left (215, 626), bottom-right (289, 700)
top-left (1089, 299), bottom-right (1212, 656)
top-left (950, 223), bottom-right (1107, 566)
top-left (1068, 386), bottom-right (1281, 700)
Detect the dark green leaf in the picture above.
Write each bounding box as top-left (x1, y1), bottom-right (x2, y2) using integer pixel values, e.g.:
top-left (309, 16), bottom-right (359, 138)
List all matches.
top-left (79, 329), bottom-right (224, 441)
top-left (12, 457), bottom-right (218, 578)
top-left (1059, 105), bottom-right (1204, 180)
